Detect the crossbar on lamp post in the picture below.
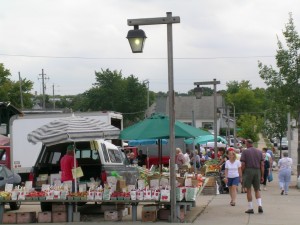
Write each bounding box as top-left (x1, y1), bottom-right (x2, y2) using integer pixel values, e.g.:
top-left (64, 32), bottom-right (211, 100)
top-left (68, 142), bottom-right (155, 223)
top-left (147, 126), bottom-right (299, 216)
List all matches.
top-left (127, 12), bottom-right (180, 222)
top-left (194, 79), bottom-right (220, 158)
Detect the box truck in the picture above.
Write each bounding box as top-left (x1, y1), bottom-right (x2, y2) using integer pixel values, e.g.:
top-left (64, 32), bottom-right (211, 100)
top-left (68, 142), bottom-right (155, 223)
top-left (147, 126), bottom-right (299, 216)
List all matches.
top-left (0, 112), bottom-right (123, 181)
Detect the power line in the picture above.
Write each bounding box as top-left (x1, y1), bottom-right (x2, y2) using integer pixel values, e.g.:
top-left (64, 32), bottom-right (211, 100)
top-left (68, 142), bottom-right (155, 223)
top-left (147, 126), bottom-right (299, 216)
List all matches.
top-left (0, 53), bottom-right (275, 60)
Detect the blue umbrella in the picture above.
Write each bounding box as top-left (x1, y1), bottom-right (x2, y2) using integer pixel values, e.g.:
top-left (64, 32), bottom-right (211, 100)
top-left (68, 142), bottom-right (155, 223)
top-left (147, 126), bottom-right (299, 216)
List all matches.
top-left (128, 139), bottom-right (168, 146)
top-left (185, 135), bottom-right (228, 145)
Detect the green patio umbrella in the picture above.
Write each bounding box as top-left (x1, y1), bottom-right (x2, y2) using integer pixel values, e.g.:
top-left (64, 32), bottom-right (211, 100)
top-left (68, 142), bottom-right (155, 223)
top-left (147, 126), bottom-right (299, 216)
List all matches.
top-left (184, 135), bottom-right (227, 145)
top-left (120, 114), bottom-right (211, 140)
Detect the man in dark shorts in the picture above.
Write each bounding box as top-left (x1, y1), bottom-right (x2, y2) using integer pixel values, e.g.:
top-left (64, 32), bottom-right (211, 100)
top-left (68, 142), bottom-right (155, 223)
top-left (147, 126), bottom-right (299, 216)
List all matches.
top-left (240, 139), bottom-right (264, 214)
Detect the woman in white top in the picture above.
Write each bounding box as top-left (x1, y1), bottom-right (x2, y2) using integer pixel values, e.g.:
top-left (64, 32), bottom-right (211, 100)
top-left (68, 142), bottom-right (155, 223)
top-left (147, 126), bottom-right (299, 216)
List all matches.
top-left (224, 151), bottom-right (242, 206)
top-left (278, 152), bottom-right (293, 195)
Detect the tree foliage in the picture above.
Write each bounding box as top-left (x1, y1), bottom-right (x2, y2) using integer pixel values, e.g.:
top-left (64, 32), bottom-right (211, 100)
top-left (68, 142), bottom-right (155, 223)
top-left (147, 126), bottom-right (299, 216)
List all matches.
top-left (0, 63), bottom-right (33, 108)
top-left (72, 69), bottom-right (149, 125)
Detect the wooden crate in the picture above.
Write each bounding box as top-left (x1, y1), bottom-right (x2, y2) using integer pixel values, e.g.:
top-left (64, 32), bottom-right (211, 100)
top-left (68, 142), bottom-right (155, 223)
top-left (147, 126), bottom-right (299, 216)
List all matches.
top-left (142, 210), bottom-right (157, 222)
top-left (17, 212), bottom-right (36, 224)
top-left (2, 212), bottom-right (17, 224)
top-left (157, 209), bottom-right (184, 221)
top-left (104, 210), bottom-right (122, 221)
top-left (52, 203), bottom-right (67, 212)
top-left (52, 212), bottom-right (67, 223)
top-left (37, 212), bottom-right (51, 223)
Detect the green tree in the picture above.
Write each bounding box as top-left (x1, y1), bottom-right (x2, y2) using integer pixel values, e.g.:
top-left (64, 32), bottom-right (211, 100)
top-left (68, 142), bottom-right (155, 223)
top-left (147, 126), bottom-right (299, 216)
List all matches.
top-left (0, 63), bottom-right (33, 108)
top-left (74, 69), bottom-right (149, 125)
top-left (259, 13), bottom-right (300, 151)
top-left (237, 114), bottom-right (262, 142)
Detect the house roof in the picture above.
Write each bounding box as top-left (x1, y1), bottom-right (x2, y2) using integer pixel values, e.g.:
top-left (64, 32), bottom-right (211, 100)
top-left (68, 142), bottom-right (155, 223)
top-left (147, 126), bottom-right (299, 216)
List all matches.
top-left (153, 95), bottom-right (225, 120)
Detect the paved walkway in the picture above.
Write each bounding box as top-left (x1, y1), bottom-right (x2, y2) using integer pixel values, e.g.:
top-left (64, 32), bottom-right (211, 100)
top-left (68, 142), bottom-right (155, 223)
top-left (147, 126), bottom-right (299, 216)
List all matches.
top-left (17, 134), bottom-right (300, 224)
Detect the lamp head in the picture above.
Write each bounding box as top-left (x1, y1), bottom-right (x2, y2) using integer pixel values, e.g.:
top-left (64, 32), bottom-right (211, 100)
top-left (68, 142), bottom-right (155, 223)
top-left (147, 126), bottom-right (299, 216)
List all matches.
top-left (127, 25), bottom-right (147, 53)
top-left (194, 85), bottom-right (203, 99)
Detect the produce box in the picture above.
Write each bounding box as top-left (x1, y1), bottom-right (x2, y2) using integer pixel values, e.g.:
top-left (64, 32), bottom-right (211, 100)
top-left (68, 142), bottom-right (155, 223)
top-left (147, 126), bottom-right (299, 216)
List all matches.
top-left (142, 204), bottom-right (159, 212)
top-left (157, 208), bottom-right (184, 221)
top-left (16, 212), bottom-right (36, 224)
top-left (2, 212), bottom-right (17, 224)
top-left (52, 212), bottom-right (67, 223)
top-left (52, 203), bottom-right (67, 212)
top-left (104, 210), bottom-right (122, 221)
top-left (117, 180), bottom-right (126, 191)
top-left (142, 210), bottom-right (157, 222)
top-left (37, 212), bottom-right (51, 223)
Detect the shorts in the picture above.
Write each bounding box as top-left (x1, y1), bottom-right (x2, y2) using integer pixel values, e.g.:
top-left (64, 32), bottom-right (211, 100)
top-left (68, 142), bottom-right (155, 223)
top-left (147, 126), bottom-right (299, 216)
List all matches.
top-left (227, 177), bottom-right (240, 186)
top-left (243, 168), bottom-right (261, 191)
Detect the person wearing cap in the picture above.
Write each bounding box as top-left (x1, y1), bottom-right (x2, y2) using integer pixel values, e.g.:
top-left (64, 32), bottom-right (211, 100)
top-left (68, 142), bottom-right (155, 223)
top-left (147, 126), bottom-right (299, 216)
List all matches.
top-left (240, 139), bottom-right (264, 214)
top-left (60, 144), bottom-right (78, 191)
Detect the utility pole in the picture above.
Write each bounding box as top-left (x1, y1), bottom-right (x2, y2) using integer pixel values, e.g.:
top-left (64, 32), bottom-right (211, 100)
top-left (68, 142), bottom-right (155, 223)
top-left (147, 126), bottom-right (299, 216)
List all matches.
top-left (52, 84), bottom-right (56, 110)
top-left (18, 72), bottom-right (24, 110)
top-left (38, 69), bottom-right (49, 110)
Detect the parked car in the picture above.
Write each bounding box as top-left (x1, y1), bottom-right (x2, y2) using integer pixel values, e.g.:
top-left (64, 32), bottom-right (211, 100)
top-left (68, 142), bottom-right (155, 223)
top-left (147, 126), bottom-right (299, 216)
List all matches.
top-left (229, 138), bottom-right (242, 148)
top-left (31, 139), bottom-right (139, 211)
top-left (279, 137), bottom-right (288, 150)
top-left (0, 165), bottom-right (21, 210)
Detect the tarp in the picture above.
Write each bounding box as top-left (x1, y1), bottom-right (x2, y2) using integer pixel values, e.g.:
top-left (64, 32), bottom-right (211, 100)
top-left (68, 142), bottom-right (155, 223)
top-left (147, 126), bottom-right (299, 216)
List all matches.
top-left (27, 115), bottom-right (120, 146)
top-left (184, 135), bottom-right (228, 145)
top-left (120, 114), bottom-right (211, 140)
top-left (0, 134), bottom-right (10, 145)
top-left (128, 139), bottom-right (168, 146)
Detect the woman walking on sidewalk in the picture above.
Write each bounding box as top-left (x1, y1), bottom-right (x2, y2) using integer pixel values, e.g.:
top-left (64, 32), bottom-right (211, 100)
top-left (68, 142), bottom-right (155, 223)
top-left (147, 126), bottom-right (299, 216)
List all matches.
top-left (224, 151), bottom-right (242, 206)
top-left (278, 152), bottom-right (293, 195)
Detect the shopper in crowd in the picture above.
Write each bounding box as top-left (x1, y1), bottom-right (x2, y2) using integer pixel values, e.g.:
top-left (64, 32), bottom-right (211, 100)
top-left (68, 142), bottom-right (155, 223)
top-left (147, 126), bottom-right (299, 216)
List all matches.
top-left (60, 144), bottom-right (78, 192)
top-left (278, 152), bottom-right (293, 195)
top-left (190, 150), bottom-right (201, 169)
top-left (240, 139), bottom-right (264, 214)
top-left (224, 151), bottom-right (242, 206)
top-left (261, 153), bottom-right (270, 191)
top-left (183, 149), bottom-right (191, 167)
top-left (136, 150), bottom-right (147, 167)
top-left (175, 148), bottom-right (186, 167)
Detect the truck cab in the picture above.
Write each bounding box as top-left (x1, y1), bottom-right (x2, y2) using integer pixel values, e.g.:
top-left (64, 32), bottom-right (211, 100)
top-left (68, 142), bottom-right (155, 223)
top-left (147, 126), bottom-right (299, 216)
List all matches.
top-left (0, 146), bottom-right (11, 169)
top-left (32, 140), bottom-right (139, 189)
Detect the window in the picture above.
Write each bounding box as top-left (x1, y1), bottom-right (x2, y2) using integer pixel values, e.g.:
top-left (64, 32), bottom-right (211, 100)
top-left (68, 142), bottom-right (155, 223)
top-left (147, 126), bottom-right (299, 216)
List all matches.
top-left (51, 152), bottom-right (61, 164)
top-left (102, 143), bottom-right (110, 163)
top-left (108, 149), bottom-right (122, 163)
top-left (202, 122), bottom-right (213, 130)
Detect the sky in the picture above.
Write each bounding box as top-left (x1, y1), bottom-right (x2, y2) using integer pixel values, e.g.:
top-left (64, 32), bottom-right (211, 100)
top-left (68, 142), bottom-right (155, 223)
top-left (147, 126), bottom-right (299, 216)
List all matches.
top-left (1, 0), bottom-right (300, 96)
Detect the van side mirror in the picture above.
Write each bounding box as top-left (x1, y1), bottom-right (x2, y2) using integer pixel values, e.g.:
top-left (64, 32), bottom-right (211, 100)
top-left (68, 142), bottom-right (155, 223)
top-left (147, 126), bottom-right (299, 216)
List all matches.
top-left (0, 177), bottom-right (4, 181)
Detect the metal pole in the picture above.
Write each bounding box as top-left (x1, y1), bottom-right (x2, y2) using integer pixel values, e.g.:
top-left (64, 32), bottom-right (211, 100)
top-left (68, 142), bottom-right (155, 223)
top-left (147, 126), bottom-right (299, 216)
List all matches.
top-left (213, 79), bottom-right (218, 158)
top-left (233, 104), bottom-right (236, 148)
top-left (288, 112), bottom-right (291, 158)
top-left (166, 12), bottom-right (177, 223)
top-left (297, 111), bottom-right (300, 178)
top-left (18, 72), bottom-right (24, 110)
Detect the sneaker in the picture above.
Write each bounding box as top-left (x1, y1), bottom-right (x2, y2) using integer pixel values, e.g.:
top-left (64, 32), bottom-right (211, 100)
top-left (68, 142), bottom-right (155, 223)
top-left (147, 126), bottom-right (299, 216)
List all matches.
top-left (263, 187), bottom-right (267, 191)
top-left (245, 209), bottom-right (254, 214)
top-left (258, 206), bottom-right (263, 213)
top-left (281, 190), bottom-right (284, 195)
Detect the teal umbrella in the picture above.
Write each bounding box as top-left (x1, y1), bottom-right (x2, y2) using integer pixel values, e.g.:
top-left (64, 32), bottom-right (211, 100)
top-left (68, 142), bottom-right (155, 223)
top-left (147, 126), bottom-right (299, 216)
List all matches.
top-left (120, 114), bottom-right (211, 140)
top-left (184, 135), bottom-right (228, 145)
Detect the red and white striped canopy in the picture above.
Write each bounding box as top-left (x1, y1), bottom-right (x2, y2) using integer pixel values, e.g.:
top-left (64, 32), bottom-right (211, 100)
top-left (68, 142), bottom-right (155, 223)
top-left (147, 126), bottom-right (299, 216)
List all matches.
top-left (27, 115), bottom-right (120, 146)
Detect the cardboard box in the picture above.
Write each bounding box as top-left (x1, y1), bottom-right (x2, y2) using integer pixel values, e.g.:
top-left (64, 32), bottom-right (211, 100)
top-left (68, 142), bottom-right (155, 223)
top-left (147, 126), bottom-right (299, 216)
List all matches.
top-left (36, 180), bottom-right (48, 186)
top-left (2, 212), bottom-right (17, 224)
top-left (117, 180), bottom-right (126, 191)
top-left (37, 212), bottom-right (51, 223)
top-left (143, 204), bottom-right (159, 212)
top-left (52, 212), bottom-right (67, 223)
top-left (104, 210), bottom-right (122, 221)
top-left (101, 204), bottom-right (125, 212)
top-left (48, 173), bottom-right (61, 185)
top-left (142, 210), bottom-right (157, 222)
top-left (157, 209), bottom-right (184, 221)
top-left (52, 203), bottom-right (67, 212)
top-left (17, 212), bottom-right (36, 224)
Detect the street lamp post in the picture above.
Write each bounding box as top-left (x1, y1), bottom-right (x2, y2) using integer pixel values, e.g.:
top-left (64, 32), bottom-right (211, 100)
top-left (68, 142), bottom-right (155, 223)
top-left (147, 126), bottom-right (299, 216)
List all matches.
top-left (194, 79), bottom-right (220, 158)
top-left (127, 12), bottom-right (180, 222)
top-left (143, 79), bottom-right (150, 116)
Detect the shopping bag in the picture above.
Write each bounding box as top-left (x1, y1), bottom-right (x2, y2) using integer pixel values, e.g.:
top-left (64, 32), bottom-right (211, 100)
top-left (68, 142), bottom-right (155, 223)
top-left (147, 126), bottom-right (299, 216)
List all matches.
top-left (72, 167), bottom-right (84, 179)
top-left (160, 189), bottom-right (170, 202)
top-left (267, 172), bottom-right (273, 182)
